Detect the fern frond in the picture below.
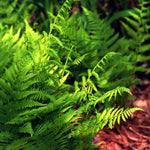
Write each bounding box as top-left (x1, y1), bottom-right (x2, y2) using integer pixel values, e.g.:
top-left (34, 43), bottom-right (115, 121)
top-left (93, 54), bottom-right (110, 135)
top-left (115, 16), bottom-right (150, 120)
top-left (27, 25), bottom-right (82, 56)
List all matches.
top-left (5, 100), bottom-right (46, 111)
top-left (18, 122), bottom-right (34, 137)
top-left (50, 0), bottom-right (73, 34)
top-left (95, 107), bottom-right (143, 129)
top-left (74, 53), bottom-right (89, 65)
top-left (94, 86), bottom-right (132, 106)
top-left (91, 52), bottom-right (120, 74)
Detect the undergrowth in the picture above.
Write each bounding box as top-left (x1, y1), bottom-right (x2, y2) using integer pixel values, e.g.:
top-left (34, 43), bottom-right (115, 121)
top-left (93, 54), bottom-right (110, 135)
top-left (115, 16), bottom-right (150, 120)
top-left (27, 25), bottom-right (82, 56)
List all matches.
top-left (0, 0), bottom-right (149, 149)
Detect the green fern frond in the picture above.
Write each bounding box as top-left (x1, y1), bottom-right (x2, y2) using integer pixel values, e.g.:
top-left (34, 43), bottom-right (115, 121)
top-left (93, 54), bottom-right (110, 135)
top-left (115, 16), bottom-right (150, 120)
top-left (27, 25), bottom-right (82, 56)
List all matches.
top-left (94, 86), bottom-right (132, 106)
top-left (50, 0), bottom-right (73, 34)
top-left (121, 21), bottom-right (137, 38)
top-left (91, 52), bottom-right (120, 74)
top-left (5, 100), bottom-right (46, 111)
top-left (96, 107), bottom-right (143, 129)
top-left (74, 53), bottom-right (89, 65)
top-left (0, 131), bottom-right (15, 149)
top-left (18, 122), bottom-right (34, 137)
top-left (6, 103), bottom-right (56, 124)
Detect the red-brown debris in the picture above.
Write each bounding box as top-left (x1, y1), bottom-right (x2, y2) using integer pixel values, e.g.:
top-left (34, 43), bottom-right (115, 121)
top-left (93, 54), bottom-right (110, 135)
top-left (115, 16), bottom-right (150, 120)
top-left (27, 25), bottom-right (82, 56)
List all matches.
top-left (94, 79), bottom-right (150, 150)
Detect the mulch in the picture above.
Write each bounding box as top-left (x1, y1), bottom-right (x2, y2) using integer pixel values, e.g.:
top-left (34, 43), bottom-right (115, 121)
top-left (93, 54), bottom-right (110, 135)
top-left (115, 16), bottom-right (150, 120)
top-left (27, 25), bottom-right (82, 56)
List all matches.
top-left (93, 78), bottom-right (150, 150)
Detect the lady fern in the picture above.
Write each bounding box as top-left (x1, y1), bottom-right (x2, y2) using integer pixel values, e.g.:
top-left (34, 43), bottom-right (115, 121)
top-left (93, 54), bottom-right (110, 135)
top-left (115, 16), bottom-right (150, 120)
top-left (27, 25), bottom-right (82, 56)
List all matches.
top-left (0, 20), bottom-right (76, 150)
top-left (108, 0), bottom-right (150, 74)
top-left (0, 0), bottom-right (148, 149)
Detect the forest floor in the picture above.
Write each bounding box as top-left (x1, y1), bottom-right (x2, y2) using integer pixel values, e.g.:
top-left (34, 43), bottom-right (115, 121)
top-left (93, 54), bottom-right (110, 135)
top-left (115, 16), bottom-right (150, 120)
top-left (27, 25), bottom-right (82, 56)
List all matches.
top-left (93, 73), bottom-right (150, 150)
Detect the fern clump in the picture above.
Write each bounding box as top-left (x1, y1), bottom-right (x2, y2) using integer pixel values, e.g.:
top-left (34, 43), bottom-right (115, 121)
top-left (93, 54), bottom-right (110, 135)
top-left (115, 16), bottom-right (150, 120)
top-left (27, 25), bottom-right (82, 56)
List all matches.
top-left (0, 0), bottom-right (148, 149)
top-left (0, 21), bottom-right (76, 150)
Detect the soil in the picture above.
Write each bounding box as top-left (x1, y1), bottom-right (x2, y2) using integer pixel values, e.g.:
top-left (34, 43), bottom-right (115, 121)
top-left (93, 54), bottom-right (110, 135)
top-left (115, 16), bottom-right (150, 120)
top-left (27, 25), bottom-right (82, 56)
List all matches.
top-left (93, 73), bottom-right (150, 150)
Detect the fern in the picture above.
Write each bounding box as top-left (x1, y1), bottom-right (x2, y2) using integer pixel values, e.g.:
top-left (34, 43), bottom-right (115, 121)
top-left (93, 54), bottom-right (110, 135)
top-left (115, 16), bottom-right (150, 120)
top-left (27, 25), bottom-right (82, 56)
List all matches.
top-left (0, 0), bottom-right (34, 31)
top-left (0, 0), bottom-right (148, 149)
top-left (108, 0), bottom-right (150, 74)
top-left (0, 18), bottom-right (75, 150)
top-left (96, 107), bottom-right (143, 129)
top-left (49, 0), bottom-right (73, 34)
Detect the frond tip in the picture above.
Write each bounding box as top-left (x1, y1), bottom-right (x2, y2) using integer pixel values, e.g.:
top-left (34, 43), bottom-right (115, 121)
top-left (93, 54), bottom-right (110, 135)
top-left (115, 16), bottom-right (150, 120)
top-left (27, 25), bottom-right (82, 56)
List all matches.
top-left (94, 86), bottom-right (132, 105)
top-left (97, 107), bottom-right (144, 129)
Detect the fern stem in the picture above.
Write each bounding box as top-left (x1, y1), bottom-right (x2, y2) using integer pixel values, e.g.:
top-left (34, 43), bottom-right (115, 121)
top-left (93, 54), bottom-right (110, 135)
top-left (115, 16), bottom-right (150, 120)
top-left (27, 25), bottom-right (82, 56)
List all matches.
top-left (61, 46), bottom-right (73, 78)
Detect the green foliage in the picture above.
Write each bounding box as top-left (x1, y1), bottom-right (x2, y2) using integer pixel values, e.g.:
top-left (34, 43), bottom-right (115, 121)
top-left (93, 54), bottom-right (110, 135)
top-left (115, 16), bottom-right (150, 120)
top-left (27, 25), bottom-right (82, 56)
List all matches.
top-left (0, 0), bottom-right (149, 149)
top-left (108, 0), bottom-right (150, 73)
top-left (0, 0), bottom-right (34, 31)
top-left (0, 0), bottom-right (67, 33)
top-left (0, 21), bottom-right (73, 150)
